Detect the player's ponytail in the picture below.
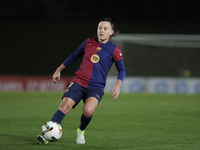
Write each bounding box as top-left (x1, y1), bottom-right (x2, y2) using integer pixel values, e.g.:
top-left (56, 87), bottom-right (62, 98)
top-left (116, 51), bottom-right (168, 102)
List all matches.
top-left (101, 17), bottom-right (120, 39)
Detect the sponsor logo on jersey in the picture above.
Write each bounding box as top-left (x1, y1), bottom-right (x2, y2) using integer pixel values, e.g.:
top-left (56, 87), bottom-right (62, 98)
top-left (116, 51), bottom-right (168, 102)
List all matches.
top-left (96, 47), bottom-right (101, 51)
top-left (91, 54), bottom-right (100, 63)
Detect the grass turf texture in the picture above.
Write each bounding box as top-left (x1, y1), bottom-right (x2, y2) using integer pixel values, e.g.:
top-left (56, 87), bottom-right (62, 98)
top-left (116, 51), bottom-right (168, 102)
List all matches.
top-left (0, 92), bottom-right (200, 150)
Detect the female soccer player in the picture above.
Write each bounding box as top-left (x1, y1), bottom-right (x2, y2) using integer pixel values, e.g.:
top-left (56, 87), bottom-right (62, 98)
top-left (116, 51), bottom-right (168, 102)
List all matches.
top-left (37, 17), bottom-right (125, 144)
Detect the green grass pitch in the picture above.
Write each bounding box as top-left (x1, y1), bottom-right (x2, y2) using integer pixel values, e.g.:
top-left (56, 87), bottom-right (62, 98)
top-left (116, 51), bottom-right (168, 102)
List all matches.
top-left (0, 92), bottom-right (200, 150)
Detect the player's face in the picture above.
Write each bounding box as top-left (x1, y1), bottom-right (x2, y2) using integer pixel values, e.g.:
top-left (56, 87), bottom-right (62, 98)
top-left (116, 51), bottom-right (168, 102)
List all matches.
top-left (97, 21), bottom-right (114, 44)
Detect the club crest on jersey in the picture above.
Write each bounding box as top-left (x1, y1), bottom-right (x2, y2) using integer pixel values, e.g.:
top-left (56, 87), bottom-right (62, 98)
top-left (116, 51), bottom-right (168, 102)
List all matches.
top-left (91, 54), bottom-right (100, 63)
top-left (96, 47), bottom-right (101, 51)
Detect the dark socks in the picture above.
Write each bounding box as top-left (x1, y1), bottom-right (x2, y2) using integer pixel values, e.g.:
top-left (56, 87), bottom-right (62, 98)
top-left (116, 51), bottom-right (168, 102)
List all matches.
top-left (51, 111), bottom-right (92, 130)
top-left (51, 110), bottom-right (65, 124)
top-left (79, 113), bottom-right (93, 131)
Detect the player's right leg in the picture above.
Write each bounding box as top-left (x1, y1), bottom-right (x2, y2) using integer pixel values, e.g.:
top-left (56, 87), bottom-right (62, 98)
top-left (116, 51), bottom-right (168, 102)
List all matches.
top-left (51, 97), bottom-right (76, 124)
top-left (37, 135), bottom-right (49, 144)
top-left (37, 82), bottom-right (84, 144)
top-left (51, 81), bottom-right (84, 124)
top-left (37, 97), bottom-right (76, 144)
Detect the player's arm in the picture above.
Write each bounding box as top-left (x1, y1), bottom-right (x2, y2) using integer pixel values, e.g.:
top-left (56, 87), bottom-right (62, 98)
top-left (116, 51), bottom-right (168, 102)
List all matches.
top-left (52, 50), bottom-right (83, 83)
top-left (112, 60), bottom-right (125, 99)
top-left (112, 46), bottom-right (126, 99)
top-left (62, 39), bottom-right (86, 67)
top-left (52, 39), bottom-right (87, 83)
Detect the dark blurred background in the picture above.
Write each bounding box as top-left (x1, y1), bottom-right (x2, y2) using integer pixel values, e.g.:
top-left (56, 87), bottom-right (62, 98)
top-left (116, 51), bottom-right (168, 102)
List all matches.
top-left (1, 0), bottom-right (200, 76)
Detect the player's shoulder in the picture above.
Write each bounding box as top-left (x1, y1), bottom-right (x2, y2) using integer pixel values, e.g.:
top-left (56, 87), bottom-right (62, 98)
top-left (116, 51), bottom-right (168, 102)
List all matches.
top-left (108, 40), bottom-right (116, 46)
top-left (85, 38), bottom-right (97, 42)
top-left (107, 40), bottom-right (120, 51)
top-left (85, 38), bottom-right (100, 45)
top-left (79, 38), bottom-right (97, 48)
top-left (81, 38), bottom-right (94, 43)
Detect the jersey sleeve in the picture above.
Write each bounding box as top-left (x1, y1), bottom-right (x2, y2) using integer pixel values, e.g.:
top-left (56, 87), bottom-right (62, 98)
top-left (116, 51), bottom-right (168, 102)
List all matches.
top-left (113, 46), bottom-right (125, 81)
top-left (113, 46), bottom-right (123, 61)
top-left (115, 60), bottom-right (125, 81)
top-left (63, 39), bottom-right (87, 67)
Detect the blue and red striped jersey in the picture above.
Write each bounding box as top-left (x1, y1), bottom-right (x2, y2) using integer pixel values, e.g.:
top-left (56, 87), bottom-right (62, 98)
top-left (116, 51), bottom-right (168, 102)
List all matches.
top-left (63, 38), bottom-right (125, 89)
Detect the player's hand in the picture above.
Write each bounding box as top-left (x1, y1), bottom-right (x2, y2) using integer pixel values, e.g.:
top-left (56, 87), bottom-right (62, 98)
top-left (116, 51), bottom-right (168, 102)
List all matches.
top-left (111, 85), bottom-right (120, 100)
top-left (111, 79), bottom-right (122, 99)
top-left (52, 70), bottom-right (61, 83)
top-left (52, 64), bottom-right (66, 83)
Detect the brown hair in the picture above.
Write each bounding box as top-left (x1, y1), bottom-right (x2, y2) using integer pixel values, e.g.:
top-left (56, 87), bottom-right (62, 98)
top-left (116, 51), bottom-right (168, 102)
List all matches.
top-left (100, 17), bottom-right (120, 38)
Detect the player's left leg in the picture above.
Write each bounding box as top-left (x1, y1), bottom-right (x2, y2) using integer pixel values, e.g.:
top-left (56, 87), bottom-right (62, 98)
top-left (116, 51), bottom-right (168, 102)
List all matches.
top-left (76, 97), bottom-right (98, 144)
top-left (81, 97), bottom-right (99, 129)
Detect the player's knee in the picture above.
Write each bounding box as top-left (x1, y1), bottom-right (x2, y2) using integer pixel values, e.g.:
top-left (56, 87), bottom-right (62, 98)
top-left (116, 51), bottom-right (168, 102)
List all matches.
top-left (59, 97), bottom-right (75, 114)
top-left (59, 101), bottom-right (71, 115)
top-left (82, 107), bottom-right (94, 118)
top-left (59, 105), bottom-right (71, 115)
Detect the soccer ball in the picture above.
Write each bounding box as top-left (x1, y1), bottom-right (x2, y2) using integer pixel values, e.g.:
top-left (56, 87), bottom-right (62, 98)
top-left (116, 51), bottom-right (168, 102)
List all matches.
top-left (41, 121), bottom-right (62, 142)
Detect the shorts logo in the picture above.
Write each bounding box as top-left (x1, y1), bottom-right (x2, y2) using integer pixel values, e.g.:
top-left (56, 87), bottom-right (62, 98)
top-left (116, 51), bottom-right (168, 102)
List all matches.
top-left (96, 47), bottom-right (101, 51)
top-left (91, 54), bottom-right (100, 63)
top-left (64, 89), bottom-right (69, 93)
top-left (96, 95), bottom-right (100, 99)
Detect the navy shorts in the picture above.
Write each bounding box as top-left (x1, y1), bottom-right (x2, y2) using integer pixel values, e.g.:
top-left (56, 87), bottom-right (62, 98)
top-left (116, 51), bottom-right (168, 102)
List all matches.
top-left (62, 82), bottom-right (104, 108)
